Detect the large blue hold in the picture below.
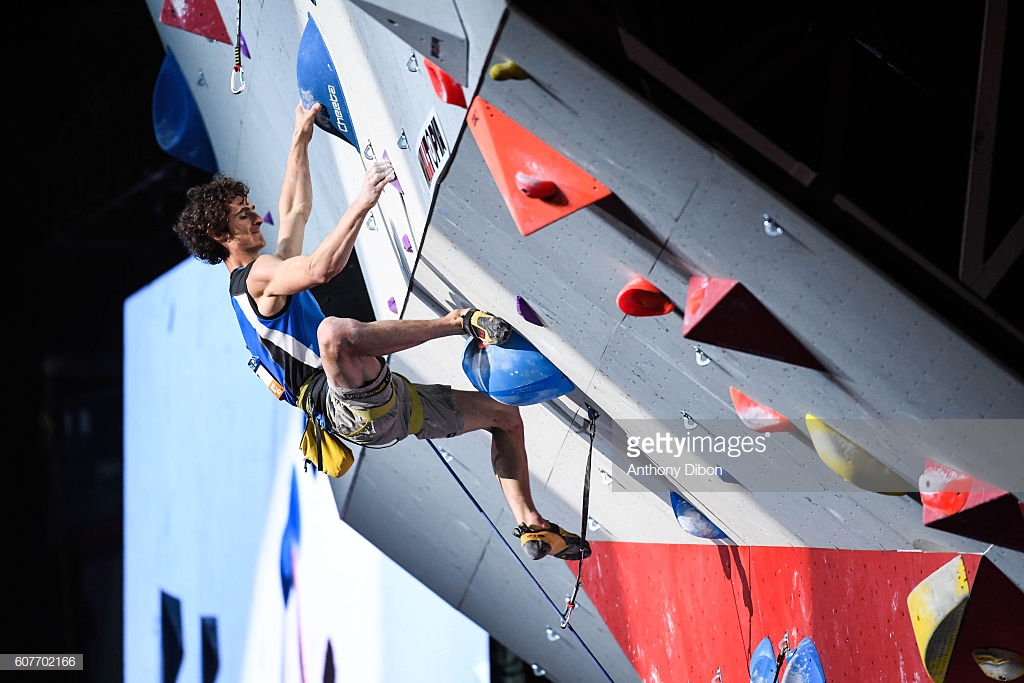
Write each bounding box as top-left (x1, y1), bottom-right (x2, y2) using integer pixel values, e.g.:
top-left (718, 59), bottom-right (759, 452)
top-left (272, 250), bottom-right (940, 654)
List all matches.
top-left (296, 13), bottom-right (358, 148)
top-left (462, 329), bottom-right (574, 406)
top-left (152, 48), bottom-right (218, 174)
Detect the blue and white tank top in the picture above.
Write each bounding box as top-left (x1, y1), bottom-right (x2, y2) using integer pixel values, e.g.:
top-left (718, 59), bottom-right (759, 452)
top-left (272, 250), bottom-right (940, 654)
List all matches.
top-left (229, 262), bottom-right (325, 406)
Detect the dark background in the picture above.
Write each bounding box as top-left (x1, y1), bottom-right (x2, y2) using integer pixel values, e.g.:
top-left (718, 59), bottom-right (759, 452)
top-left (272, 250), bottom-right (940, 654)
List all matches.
top-left (16, 3), bottom-right (207, 680)
top-left (12, 1), bottom-right (1023, 682)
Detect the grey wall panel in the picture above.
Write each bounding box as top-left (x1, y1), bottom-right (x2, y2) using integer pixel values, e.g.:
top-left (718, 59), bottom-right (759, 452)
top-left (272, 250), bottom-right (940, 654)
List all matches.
top-left (429, 147), bottom-right (657, 370)
top-left (457, 538), bottom-right (643, 683)
top-left (478, 11), bottom-right (714, 236)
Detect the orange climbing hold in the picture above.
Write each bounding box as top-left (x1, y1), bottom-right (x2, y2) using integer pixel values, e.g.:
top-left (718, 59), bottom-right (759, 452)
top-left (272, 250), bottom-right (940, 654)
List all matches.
top-left (728, 386), bottom-right (793, 432)
top-left (616, 275), bottom-right (675, 317)
top-left (423, 58), bottom-right (467, 108)
top-left (467, 97), bottom-right (611, 235)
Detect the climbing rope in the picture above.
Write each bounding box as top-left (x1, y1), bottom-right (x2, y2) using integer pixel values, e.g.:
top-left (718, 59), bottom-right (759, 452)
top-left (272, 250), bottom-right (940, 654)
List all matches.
top-left (561, 404), bottom-right (598, 628)
top-left (772, 632), bottom-right (791, 683)
top-left (348, 126), bottom-right (607, 674)
top-left (425, 435), bottom-right (613, 682)
top-left (230, 0), bottom-right (245, 94)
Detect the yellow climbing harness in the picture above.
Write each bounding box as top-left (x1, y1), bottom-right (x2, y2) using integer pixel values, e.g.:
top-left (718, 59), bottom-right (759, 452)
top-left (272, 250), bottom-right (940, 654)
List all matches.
top-left (296, 370), bottom-right (423, 477)
top-left (298, 413), bottom-right (354, 478)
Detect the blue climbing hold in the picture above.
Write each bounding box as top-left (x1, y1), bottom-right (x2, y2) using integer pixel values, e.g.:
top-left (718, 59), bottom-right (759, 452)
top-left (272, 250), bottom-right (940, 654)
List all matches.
top-left (780, 637), bottom-right (826, 683)
top-left (749, 636), bottom-right (779, 683)
top-left (670, 491), bottom-right (728, 539)
top-left (296, 13), bottom-right (358, 148)
top-left (279, 468), bottom-right (302, 604)
top-left (462, 328), bottom-right (574, 406)
top-left (152, 48), bottom-right (218, 174)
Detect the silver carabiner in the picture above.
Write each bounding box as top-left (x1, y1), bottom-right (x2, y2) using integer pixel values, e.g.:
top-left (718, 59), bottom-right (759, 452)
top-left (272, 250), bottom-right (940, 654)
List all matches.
top-left (231, 65), bottom-right (246, 94)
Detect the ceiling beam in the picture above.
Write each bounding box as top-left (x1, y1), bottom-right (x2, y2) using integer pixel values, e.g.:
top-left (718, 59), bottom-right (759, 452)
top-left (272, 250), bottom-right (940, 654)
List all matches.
top-left (959, 0), bottom-right (1018, 297)
top-left (617, 26), bottom-right (817, 187)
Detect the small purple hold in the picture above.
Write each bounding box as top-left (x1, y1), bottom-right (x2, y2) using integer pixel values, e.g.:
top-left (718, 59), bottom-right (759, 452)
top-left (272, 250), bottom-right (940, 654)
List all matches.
top-left (515, 296), bottom-right (543, 326)
top-left (402, 235), bottom-right (413, 252)
top-left (382, 150), bottom-right (404, 194)
top-left (387, 297), bottom-right (398, 314)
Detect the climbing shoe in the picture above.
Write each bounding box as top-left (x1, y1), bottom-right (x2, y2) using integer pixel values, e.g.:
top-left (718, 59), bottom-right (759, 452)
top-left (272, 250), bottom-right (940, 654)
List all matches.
top-left (513, 522), bottom-right (592, 561)
top-left (462, 308), bottom-right (511, 346)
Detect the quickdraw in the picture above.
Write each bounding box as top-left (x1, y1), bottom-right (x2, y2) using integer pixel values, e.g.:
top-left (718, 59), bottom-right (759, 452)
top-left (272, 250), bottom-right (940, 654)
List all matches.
top-left (230, 0), bottom-right (246, 94)
top-left (560, 404), bottom-right (599, 628)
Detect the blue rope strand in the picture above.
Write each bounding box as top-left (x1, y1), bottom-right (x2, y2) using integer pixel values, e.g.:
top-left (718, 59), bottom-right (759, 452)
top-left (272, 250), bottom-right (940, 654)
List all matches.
top-left (425, 438), bottom-right (614, 682)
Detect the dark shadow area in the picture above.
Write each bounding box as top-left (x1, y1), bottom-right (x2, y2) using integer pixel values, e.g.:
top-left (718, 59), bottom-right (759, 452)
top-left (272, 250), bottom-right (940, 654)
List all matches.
top-left (17, 4), bottom-right (216, 680)
top-left (490, 636), bottom-right (553, 682)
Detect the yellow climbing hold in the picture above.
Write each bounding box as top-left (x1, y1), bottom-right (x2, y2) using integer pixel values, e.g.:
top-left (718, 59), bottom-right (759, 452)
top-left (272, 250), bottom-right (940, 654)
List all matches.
top-left (489, 60), bottom-right (529, 81)
top-left (805, 413), bottom-right (913, 494)
top-left (907, 555), bottom-right (970, 683)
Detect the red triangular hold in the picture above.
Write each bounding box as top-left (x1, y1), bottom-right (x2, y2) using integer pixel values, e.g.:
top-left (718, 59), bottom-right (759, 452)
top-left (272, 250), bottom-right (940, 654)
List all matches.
top-left (467, 97), bottom-right (611, 235)
top-left (160, 0), bottom-right (232, 44)
top-left (681, 277), bottom-right (825, 370)
top-left (423, 58), bottom-right (466, 108)
top-left (920, 459), bottom-right (1024, 551)
top-left (616, 275), bottom-right (675, 316)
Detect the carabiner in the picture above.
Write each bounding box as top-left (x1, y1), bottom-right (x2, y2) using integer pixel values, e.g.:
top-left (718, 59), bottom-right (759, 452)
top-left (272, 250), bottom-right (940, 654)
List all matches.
top-left (559, 600), bottom-right (576, 629)
top-left (231, 65), bottom-right (246, 94)
top-left (560, 582), bottom-right (582, 628)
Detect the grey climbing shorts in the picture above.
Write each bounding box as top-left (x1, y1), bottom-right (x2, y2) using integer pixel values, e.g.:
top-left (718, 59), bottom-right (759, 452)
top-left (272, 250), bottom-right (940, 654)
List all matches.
top-left (324, 359), bottom-right (464, 445)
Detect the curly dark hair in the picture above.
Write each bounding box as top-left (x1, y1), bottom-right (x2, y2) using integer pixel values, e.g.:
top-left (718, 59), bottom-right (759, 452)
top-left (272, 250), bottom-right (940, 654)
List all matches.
top-left (172, 175), bottom-right (251, 265)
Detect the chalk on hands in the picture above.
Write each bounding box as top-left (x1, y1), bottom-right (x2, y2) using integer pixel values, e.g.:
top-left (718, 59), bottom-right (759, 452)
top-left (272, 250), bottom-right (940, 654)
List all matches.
top-left (375, 161), bottom-right (395, 181)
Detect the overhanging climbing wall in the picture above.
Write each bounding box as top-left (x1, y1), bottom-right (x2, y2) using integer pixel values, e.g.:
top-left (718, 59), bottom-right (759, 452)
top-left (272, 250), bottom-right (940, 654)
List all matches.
top-left (139, 0), bottom-right (1024, 681)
